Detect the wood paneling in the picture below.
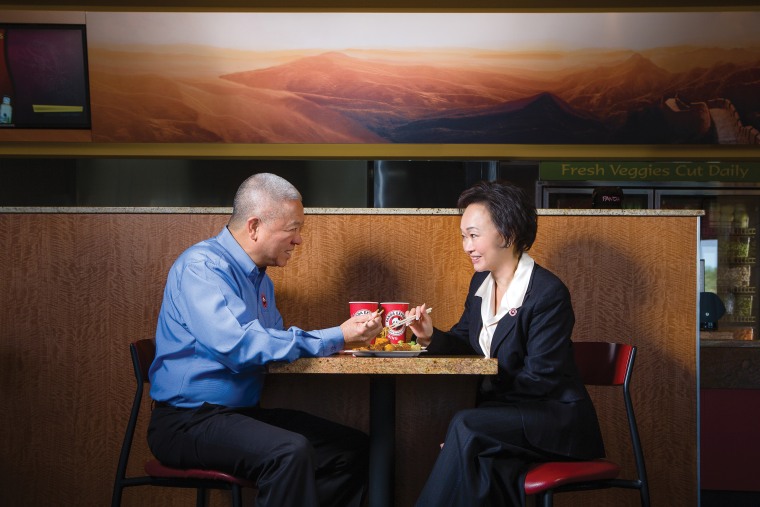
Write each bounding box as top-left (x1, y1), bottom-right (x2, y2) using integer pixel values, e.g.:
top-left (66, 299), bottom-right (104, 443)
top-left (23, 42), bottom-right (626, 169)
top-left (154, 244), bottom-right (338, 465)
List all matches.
top-left (534, 215), bottom-right (698, 506)
top-left (0, 212), bottom-right (697, 507)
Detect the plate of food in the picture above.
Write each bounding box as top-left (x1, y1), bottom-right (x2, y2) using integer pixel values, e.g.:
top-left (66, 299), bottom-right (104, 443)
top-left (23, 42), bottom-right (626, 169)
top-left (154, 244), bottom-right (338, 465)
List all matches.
top-left (345, 336), bottom-right (426, 357)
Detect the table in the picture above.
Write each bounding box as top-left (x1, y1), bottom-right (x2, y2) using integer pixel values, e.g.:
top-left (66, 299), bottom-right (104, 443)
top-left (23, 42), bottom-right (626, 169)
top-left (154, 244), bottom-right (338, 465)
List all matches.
top-left (268, 355), bottom-right (497, 507)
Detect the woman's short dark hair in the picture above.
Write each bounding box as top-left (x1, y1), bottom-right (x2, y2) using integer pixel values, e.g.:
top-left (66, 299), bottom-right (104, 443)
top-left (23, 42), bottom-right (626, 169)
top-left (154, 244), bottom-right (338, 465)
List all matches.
top-left (457, 180), bottom-right (537, 253)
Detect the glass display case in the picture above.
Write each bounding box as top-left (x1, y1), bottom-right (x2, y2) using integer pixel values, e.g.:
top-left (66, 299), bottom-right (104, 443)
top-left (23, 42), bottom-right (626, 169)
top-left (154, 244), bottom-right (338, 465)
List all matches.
top-left (657, 190), bottom-right (760, 337)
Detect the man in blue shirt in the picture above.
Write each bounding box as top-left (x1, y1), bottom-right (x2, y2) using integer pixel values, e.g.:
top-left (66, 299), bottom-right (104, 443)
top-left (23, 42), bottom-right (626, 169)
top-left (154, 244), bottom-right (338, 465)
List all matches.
top-left (148, 173), bottom-right (382, 507)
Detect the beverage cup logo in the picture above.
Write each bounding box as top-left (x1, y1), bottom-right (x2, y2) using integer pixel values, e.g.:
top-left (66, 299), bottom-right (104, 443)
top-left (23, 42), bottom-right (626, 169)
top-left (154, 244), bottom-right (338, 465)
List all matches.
top-left (350, 301), bottom-right (378, 318)
top-left (385, 310), bottom-right (406, 341)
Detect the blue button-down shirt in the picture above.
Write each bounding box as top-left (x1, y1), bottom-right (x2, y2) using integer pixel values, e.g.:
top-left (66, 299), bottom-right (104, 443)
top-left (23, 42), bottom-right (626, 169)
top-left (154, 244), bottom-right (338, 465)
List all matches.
top-left (149, 227), bottom-right (344, 408)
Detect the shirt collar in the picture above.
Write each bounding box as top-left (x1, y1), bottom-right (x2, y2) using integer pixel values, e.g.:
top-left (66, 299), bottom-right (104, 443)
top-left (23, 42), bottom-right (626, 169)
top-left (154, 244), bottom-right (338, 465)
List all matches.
top-left (506, 252), bottom-right (534, 310)
top-left (216, 226), bottom-right (263, 280)
top-left (475, 252), bottom-right (535, 321)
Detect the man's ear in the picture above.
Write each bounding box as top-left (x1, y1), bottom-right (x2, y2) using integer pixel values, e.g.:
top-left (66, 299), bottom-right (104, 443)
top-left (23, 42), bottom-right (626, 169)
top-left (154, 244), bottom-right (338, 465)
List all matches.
top-left (247, 217), bottom-right (261, 240)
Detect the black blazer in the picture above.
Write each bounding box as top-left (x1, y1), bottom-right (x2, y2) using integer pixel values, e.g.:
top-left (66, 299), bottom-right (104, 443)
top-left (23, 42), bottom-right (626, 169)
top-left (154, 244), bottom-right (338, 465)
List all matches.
top-left (427, 263), bottom-right (605, 459)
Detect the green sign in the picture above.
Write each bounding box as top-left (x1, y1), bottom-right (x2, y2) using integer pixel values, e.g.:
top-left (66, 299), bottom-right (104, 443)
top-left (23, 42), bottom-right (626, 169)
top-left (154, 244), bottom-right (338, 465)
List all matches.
top-left (539, 161), bottom-right (760, 182)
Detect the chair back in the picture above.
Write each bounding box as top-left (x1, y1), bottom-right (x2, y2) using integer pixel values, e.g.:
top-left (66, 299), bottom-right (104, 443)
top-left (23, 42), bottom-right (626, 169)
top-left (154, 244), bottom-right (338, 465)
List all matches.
top-left (131, 338), bottom-right (156, 385)
top-left (574, 341), bottom-right (649, 505)
top-left (573, 341), bottom-right (634, 386)
top-left (112, 339), bottom-right (158, 505)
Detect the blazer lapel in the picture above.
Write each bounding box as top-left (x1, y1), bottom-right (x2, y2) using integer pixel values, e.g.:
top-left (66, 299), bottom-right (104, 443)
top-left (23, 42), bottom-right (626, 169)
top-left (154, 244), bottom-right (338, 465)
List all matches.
top-left (489, 274), bottom-right (535, 356)
top-left (469, 295), bottom-right (485, 355)
top-left (471, 292), bottom-right (518, 357)
top-left (489, 311), bottom-right (518, 356)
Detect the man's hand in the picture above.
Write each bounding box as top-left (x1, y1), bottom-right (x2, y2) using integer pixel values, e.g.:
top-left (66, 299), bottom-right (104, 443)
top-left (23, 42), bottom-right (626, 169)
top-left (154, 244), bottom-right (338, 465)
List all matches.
top-left (341, 309), bottom-right (383, 346)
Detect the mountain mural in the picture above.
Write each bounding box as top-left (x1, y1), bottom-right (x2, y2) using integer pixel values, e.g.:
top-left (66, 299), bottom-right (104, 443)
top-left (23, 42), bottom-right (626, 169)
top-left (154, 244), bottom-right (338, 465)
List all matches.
top-left (89, 47), bottom-right (760, 144)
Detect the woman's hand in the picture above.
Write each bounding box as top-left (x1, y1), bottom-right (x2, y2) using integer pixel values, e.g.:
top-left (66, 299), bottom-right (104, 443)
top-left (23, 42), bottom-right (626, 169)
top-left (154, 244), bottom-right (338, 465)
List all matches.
top-left (406, 303), bottom-right (433, 346)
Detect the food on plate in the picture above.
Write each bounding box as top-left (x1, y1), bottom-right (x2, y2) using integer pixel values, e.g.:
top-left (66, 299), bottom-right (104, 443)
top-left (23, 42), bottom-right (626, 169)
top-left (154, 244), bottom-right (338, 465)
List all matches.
top-left (356, 336), bottom-right (422, 352)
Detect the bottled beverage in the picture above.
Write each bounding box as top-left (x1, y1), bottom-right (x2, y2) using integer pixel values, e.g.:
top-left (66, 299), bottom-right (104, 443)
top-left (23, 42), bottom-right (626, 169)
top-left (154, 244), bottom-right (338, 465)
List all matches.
top-left (0, 95), bottom-right (11, 124)
top-left (724, 292), bottom-right (735, 315)
top-left (736, 205), bottom-right (750, 229)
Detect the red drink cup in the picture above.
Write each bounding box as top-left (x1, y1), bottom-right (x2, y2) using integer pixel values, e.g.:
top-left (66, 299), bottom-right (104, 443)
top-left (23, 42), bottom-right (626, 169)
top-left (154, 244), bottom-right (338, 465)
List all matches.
top-left (381, 302), bottom-right (409, 344)
top-left (349, 301), bottom-right (378, 318)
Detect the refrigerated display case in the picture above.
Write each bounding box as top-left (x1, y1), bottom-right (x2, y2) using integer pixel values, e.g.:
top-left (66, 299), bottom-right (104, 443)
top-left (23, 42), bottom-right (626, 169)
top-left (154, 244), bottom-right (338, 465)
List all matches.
top-left (538, 180), bottom-right (760, 339)
top-left (657, 189), bottom-right (760, 338)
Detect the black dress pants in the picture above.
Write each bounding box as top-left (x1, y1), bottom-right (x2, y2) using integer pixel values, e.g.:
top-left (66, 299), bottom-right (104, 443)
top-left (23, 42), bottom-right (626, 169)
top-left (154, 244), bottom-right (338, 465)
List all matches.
top-left (148, 402), bottom-right (368, 507)
top-left (415, 406), bottom-right (562, 507)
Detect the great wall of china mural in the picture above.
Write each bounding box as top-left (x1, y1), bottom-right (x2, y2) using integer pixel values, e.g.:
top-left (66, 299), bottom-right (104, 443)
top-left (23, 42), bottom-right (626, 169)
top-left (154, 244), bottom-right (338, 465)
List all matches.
top-left (86, 11), bottom-right (760, 145)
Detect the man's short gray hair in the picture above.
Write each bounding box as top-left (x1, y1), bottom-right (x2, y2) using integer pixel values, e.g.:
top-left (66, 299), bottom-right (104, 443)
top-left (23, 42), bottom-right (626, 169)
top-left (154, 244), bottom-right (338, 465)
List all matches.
top-left (229, 173), bottom-right (302, 229)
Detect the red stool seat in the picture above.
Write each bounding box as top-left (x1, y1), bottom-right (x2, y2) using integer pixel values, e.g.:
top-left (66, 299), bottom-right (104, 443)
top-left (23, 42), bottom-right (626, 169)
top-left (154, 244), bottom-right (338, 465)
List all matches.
top-left (145, 459), bottom-right (255, 488)
top-left (524, 458), bottom-right (621, 495)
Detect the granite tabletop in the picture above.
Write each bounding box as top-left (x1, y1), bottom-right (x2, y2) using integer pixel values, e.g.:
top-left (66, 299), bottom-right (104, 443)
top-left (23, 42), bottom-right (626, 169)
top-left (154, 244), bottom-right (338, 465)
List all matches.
top-left (267, 355), bottom-right (498, 375)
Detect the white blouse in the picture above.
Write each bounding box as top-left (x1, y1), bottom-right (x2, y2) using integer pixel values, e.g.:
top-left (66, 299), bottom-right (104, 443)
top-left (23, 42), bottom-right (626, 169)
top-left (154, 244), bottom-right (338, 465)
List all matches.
top-left (474, 253), bottom-right (535, 358)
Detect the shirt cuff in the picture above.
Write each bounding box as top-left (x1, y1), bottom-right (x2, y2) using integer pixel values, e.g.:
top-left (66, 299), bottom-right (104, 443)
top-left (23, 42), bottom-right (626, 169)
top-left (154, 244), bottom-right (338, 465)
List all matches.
top-left (316, 326), bottom-right (345, 355)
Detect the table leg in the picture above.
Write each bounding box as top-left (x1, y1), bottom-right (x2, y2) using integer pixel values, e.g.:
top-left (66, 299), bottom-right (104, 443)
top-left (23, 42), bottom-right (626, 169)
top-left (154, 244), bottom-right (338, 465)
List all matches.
top-left (368, 375), bottom-right (395, 507)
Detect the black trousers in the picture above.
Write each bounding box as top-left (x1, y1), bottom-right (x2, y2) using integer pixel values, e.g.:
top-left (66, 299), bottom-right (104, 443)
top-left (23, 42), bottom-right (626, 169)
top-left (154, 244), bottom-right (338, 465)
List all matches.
top-left (148, 402), bottom-right (368, 507)
top-left (415, 406), bottom-right (563, 507)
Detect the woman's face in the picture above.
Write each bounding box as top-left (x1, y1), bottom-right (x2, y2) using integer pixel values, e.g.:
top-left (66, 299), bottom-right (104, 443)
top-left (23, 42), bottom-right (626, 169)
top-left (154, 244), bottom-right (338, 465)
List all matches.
top-left (460, 203), bottom-right (510, 273)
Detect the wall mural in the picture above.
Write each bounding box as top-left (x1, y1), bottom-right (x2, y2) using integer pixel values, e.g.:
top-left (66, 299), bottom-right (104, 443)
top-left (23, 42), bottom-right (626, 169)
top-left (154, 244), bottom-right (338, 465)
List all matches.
top-left (86, 11), bottom-right (760, 145)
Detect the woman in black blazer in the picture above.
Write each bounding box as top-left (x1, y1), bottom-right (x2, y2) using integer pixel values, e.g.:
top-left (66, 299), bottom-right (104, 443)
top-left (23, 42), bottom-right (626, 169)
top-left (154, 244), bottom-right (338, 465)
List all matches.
top-left (410, 181), bottom-right (605, 507)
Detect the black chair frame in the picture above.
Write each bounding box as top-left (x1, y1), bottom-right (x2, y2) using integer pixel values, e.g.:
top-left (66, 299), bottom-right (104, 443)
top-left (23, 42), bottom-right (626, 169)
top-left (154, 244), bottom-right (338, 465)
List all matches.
top-left (527, 343), bottom-right (650, 507)
top-left (111, 339), bottom-right (251, 507)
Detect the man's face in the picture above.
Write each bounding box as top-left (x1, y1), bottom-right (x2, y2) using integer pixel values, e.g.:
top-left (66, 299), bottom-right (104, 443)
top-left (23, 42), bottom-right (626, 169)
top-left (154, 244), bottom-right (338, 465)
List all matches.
top-left (252, 199), bottom-right (305, 268)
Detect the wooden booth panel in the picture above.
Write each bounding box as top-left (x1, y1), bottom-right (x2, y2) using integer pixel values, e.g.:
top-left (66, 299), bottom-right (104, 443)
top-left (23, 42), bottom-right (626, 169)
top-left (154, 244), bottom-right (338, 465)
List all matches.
top-left (0, 212), bottom-right (697, 507)
top-left (532, 215), bottom-right (698, 506)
